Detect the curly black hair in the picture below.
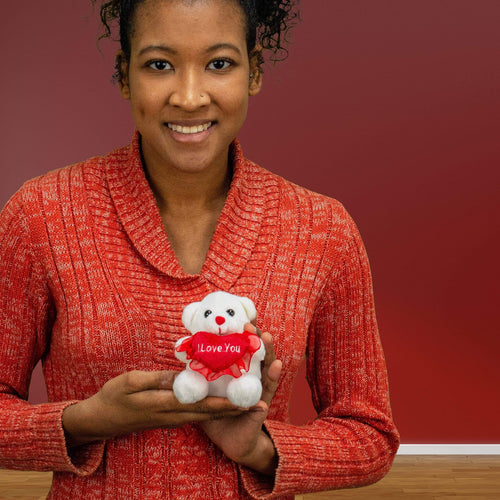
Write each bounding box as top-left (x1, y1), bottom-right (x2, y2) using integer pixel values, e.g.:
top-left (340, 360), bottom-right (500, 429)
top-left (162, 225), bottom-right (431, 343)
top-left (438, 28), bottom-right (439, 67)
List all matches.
top-left (92, 0), bottom-right (299, 77)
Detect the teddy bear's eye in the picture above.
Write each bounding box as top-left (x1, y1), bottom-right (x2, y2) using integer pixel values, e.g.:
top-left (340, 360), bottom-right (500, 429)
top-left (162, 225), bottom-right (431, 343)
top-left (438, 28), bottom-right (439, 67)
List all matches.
top-left (204, 310), bottom-right (212, 318)
top-left (226, 309), bottom-right (235, 317)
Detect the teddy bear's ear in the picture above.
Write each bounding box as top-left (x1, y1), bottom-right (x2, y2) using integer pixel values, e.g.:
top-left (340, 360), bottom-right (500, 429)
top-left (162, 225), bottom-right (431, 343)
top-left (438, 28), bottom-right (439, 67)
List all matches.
top-left (238, 296), bottom-right (257, 322)
top-left (182, 301), bottom-right (200, 332)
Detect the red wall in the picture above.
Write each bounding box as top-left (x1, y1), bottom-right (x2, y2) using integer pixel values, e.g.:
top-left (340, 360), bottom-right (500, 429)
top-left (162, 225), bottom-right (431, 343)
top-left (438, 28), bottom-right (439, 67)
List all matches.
top-left (1, 1), bottom-right (499, 444)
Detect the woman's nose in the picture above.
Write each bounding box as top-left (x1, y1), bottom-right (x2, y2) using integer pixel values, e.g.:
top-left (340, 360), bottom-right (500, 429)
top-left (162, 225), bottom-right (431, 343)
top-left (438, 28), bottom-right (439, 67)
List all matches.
top-left (169, 70), bottom-right (209, 110)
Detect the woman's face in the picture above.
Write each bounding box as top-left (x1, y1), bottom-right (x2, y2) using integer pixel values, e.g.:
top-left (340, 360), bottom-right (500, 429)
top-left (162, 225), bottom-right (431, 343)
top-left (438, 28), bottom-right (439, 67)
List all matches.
top-left (119, 0), bottom-right (262, 176)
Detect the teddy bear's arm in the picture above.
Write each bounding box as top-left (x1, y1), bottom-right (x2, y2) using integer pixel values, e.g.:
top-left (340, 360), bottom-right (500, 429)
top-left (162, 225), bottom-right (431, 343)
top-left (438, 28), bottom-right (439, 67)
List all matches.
top-left (255, 339), bottom-right (266, 361)
top-left (174, 336), bottom-right (192, 363)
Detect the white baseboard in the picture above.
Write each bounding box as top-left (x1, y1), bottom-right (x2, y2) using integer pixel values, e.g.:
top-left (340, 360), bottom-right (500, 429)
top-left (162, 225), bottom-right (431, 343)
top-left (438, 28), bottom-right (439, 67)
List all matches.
top-left (398, 444), bottom-right (500, 455)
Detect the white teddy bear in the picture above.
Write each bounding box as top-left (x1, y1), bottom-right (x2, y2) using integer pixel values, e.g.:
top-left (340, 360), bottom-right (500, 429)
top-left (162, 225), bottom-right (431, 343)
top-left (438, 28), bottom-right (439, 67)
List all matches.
top-left (173, 291), bottom-right (265, 407)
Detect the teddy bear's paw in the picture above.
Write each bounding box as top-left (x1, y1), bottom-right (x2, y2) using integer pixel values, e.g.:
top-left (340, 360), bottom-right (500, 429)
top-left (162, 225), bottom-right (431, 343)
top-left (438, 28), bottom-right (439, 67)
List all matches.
top-left (226, 374), bottom-right (262, 408)
top-left (173, 370), bottom-right (209, 404)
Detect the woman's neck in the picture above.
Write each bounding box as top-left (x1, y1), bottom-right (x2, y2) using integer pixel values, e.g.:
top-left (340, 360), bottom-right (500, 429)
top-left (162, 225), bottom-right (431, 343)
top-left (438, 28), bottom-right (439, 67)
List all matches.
top-left (139, 144), bottom-right (233, 274)
top-left (140, 148), bottom-right (232, 218)
top-left (146, 164), bottom-right (231, 218)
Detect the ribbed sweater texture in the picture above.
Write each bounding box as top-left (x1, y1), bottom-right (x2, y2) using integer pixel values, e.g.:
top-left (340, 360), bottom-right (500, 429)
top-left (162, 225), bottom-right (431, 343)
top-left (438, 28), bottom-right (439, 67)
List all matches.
top-left (0, 134), bottom-right (399, 499)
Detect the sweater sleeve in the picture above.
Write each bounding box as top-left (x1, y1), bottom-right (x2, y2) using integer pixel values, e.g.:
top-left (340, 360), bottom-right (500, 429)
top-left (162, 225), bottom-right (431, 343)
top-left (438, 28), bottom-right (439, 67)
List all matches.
top-left (0, 188), bottom-right (104, 475)
top-left (240, 209), bottom-right (399, 499)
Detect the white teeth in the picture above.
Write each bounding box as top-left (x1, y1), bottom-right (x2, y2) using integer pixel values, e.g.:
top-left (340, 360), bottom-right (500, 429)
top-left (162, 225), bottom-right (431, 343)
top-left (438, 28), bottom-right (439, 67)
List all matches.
top-left (168, 122), bottom-right (212, 134)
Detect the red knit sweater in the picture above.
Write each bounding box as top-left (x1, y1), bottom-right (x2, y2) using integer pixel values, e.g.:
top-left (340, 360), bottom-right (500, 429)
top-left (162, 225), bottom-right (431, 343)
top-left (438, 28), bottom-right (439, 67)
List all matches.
top-left (0, 133), bottom-right (399, 499)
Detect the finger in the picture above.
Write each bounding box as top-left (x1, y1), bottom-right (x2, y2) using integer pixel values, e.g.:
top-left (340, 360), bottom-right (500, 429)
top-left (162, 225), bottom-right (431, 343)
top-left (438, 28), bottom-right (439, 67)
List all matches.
top-left (260, 331), bottom-right (276, 367)
top-left (161, 394), bottom-right (244, 414)
top-left (248, 400), bottom-right (268, 413)
top-left (244, 322), bottom-right (262, 337)
top-left (267, 358), bottom-right (282, 383)
top-left (122, 370), bottom-right (178, 394)
top-left (156, 371), bottom-right (177, 390)
top-left (129, 390), bottom-right (246, 425)
top-left (136, 390), bottom-right (247, 417)
top-left (261, 359), bottom-right (282, 406)
top-left (160, 410), bottom-right (244, 427)
top-left (233, 401), bottom-right (269, 426)
top-left (192, 396), bottom-right (244, 414)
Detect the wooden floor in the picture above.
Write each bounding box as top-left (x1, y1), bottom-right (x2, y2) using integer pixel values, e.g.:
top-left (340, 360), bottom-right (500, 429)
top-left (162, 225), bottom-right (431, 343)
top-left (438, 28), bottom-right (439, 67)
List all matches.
top-left (297, 456), bottom-right (500, 499)
top-left (1, 456), bottom-right (499, 499)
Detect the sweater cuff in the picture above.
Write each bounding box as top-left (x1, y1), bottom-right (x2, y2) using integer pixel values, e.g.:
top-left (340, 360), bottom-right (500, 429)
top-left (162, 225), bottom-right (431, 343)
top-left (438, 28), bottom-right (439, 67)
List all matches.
top-left (63, 404), bottom-right (106, 476)
top-left (237, 420), bottom-right (292, 500)
top-left (240, 417), bottom-right (398, 498)
top-left (6, 401), bottom-right (104, 475)
top-left (259, 419), bottom-right (318, 496)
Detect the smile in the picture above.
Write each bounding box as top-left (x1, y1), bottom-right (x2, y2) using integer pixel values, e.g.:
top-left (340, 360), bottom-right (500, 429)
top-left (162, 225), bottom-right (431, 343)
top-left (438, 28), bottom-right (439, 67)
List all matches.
top-left (167, 122), bottom-right (213, 134)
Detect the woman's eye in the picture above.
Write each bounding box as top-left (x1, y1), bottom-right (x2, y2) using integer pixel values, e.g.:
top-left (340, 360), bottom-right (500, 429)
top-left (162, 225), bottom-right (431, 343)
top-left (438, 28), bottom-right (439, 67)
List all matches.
top-left (208, 59), bottom-right (232, 71)
top-left (148, 60), bottom-right (172, 71)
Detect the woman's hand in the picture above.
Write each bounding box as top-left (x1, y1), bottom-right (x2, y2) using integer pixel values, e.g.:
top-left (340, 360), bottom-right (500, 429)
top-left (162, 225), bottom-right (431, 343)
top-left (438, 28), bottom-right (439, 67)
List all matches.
top-left (62, 370), bottom-right (244, 448)
top-left (199, 325), bottom-right (282, 476)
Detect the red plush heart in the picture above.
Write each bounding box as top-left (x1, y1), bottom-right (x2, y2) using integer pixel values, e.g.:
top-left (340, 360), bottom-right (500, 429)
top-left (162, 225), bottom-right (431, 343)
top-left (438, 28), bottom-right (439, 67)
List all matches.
top-left (190, 331), bottom-right (250, 372)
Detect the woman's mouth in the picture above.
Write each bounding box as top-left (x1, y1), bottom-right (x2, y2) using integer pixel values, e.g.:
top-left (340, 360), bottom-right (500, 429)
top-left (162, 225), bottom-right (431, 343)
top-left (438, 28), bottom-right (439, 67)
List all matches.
top-left (166, 122), bottom-right (213, 134)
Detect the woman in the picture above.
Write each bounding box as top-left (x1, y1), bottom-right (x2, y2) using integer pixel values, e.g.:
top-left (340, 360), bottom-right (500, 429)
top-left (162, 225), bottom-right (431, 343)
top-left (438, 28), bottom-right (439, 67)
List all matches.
top-left (0, 0), bottom-right (399, 498)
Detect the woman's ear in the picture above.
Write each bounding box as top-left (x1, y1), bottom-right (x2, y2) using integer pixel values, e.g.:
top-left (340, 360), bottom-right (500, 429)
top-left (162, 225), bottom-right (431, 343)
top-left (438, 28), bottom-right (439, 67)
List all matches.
top-left (116, 50), bottom-right (131, 100)
top-left (248, 45), bottom-right (263, 96)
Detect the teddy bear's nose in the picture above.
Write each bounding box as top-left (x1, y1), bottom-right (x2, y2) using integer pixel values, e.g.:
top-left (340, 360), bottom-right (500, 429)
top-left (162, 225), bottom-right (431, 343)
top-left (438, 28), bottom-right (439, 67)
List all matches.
top-left (215, 316), bottom-right (226, 325)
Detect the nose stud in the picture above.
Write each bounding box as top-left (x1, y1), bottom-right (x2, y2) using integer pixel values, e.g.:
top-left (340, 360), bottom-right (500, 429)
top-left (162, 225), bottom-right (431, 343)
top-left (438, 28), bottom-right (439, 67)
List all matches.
top-left (215, 316), bottom-right (225, 325)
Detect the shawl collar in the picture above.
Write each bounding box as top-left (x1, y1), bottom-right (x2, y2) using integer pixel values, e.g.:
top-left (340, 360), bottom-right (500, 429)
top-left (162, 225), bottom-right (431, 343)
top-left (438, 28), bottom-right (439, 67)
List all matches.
top-left (105, 132), bottom-right (266, 289)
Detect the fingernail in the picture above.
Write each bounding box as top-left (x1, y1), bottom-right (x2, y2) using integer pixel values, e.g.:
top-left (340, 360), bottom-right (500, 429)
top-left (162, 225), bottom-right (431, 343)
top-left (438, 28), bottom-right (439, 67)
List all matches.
top-left (249, 406), bottom-right (265, 412)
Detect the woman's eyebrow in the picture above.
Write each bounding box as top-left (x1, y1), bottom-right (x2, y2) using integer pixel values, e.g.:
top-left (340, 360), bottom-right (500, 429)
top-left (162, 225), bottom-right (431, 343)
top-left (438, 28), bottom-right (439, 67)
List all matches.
top-left (138, 44), bottom-right (176, 56)
top-left (204, 43), bottom-right (242, 55)
top-left (138, 43), bottom-right (242, 57)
